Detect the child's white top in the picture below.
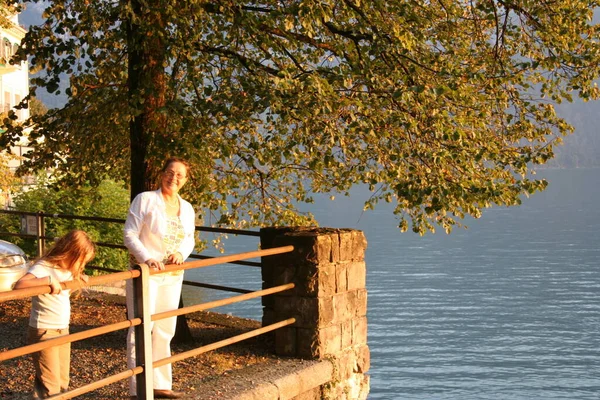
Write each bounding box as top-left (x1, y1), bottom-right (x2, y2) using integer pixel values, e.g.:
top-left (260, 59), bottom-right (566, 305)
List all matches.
top-left (28, 260), bottom-right (73, 329)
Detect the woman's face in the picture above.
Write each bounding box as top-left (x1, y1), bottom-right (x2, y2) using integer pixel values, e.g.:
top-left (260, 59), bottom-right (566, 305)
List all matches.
top-left (161, 161), bottom-right (188, 195)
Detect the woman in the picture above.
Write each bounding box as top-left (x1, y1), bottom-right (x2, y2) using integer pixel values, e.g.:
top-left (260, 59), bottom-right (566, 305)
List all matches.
top-left (124, 157), bottom-right (196, 399)
top-left (13, 230), bottom-right (96, 399)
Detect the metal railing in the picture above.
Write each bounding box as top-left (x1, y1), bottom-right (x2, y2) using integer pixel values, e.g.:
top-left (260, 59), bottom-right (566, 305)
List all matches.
top-left (0, 209), bottom-right (262, 294)
top-left (0, 245), bottom-right (295, 399)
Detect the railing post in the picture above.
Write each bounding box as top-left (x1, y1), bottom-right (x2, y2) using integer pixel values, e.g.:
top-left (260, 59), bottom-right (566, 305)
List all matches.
top-left (260, 227), bottom-right (370, 400)
top-left (133, 263), bottom-right (154, 399)
top-left (36, 211), bottom-right (45, 256)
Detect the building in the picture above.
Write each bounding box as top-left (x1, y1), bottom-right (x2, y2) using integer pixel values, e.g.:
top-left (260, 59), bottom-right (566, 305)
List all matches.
top-left (1, 10), bottom-right (30, 208)
top-left (1, 12), bottom-right (28, 121)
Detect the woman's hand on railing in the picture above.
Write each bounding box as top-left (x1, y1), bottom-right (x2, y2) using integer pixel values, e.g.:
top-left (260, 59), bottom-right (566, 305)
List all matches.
top-left (166, 252), bottom-right (184, 265)
top-left (144, 258), bottom-right (165, 270)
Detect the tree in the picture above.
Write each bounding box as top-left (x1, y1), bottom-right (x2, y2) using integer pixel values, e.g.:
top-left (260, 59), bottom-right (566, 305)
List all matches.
top-left (0, 178), bottom-right (130, 270)
top-left (28, 96), bottom-right (47, 117)
top-left (0, 152), bottom-right (19, 206)
top-left (0, 1), bottom-right (21, 28)
top-left (2, 1), bottom-right (600, 234)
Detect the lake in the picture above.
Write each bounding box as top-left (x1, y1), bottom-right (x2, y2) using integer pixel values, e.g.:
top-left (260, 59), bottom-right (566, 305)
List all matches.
top-left (183, 168), bottom-right (600, 399)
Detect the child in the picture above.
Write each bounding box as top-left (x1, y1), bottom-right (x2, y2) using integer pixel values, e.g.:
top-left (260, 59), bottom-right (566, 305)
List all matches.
top-left (13, 230), bottom-right (96, 399)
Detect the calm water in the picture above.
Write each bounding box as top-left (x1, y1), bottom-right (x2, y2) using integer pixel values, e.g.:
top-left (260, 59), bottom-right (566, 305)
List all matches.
top-left (183, 168), bottom-right (600, 399)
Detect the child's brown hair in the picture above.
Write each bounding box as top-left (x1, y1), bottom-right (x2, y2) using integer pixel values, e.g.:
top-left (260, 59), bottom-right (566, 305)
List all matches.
top-left (44, 230), bottom-right (96, 280)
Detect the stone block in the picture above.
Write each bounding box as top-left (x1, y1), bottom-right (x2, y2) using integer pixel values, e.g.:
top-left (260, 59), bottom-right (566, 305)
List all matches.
top-left (296, 325), bottom-right (342, 359)
top-left (262, 293), bottom-right (275, 309)
top-left (318, 324), bottom-right (342, 356)
top-left (262, 307), bottom-right (275, 326)
top-left (272, 360), bottom-right (333, 400)
top-left (332, 292), bottom-right (355, 324)
top-left (274, 297), bottom-right (318, 328)
top-left (312, 263), bottom-right (336, 297)
top-left (337, 230), bottom-right (354, 262)
top-left (330, 232), bottom-right (341, 263)
top-left (275, 327), bottom-right (297, 356)
top-left (347, 261), bottom-right (366, 291)
top-left (264, 262), bottom-right (298, 289)
top-left (317, 296), bottom-right (335, 327)
top-left (313, 234), bottom-right (333, 264)
top-left (332, 349), bottom-right (358, 381)
top-left (288, 388), bottom-right (321, 400)
top-left (351, 230), bottom-right (368, 261)
top-left (352, 315), bottom-right (368, 346)
top-left (268, 229), bottom-right (330, 265)
top-left (341, 319), bottom-right (353, 350)
top-left (345, 373), bottom-right (369, 400)
top-left (296, 328), bottom-right (318, 359)
top-left (356, 344), bottom-right (371, 373)
top-left (335, 263), bottom-right (348, 293)
top-left (272, 295), bottom-right (344, 328)
top-left (352, 289), bottom-right (368, 317)
top-left (259, 226), bottom-right (296, 249)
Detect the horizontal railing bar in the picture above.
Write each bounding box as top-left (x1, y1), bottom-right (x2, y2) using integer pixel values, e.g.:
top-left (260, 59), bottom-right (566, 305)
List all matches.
top-left (189, 254), bottom-right (261, 267)
top-left (153, 283), bottom-right (295, 321)
top-left (193, 226), bottom-right (261, 236)
top-left (2, 283), bottom-right (293, 361)
top-left (0, 317), bottom-right (142, 362)
top-left (0, 270), bottom-right (139, 303)
top-left (0, 209), bottom-right (261, 236)
top-left (1, 284), bottom-right (294, 362)
top-left (91, 241), bottom-right (127, 250)
top-left (182, 280), bottom-right (252, 294)
top-left (1, 245), bottom-right (292, 303)
top-left (0, 209), bottom-right (125, 223)
top-left (49, 366), bottom-right (144, 400)
top-left (154, 318), bottom-right (296, 368)
top-left (87, 253), bottom-right (261, 276)
top-left (150, 245), bottom-right (293, 276)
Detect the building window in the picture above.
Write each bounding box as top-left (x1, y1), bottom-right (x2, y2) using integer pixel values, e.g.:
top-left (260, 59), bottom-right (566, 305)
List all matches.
top-left (15, 94), bottom-right (21, 120)
top-left (3, 39), bottom-right (11, 63)
top-left (3, 92), bottom-right (10, 114)
top-left (12, 43), bottom-right (18, 65)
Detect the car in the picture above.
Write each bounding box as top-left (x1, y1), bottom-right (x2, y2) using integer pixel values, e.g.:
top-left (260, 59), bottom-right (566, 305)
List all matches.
top-left (0, 239), bottom-right (30, 292)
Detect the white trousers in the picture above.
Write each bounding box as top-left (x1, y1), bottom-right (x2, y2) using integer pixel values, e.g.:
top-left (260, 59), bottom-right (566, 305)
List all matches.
top-left (126, 272), bottom-right (184, 395)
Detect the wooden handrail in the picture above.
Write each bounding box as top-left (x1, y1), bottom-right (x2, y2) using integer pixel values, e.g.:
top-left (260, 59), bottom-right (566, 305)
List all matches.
top-left (0, 244), bottom-right (296, 399)
top-left (0, 245), bottom-right (294, 303)
top-left (152, 283), bottom-right (295, 321)
top-left (48, 366), bottom-right (144, 400)
top-left (155, 318), bottom-right (296, 368)
top-left (0, 270), bottom-right (139, 303)
top-left (0, 318), bottom-right (142, 362)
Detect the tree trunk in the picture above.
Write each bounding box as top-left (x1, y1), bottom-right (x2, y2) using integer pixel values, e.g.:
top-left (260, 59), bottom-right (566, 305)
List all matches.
top-left (127, 0), bottom-right (193, 341)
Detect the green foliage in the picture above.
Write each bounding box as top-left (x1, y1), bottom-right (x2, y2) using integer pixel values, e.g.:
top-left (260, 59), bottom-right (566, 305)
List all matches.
top-left (0, 153), bottom-right (20, 198)
top-left (0, 2), bottom-right (22, 29)
top-left (3, 1), bottom-right (600, 235)
top-left (0, 179), bottom-right (130, 271)
top-left (28, 96), bottom-right (48, 117)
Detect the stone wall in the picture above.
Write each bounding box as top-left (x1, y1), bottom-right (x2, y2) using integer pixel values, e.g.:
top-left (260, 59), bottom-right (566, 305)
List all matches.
top-left (261, 227), bottom-right (370, 400)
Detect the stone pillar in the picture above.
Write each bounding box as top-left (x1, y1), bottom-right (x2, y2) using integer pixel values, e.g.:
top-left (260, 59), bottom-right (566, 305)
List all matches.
top-left (260, 227), bottom-right (370, 400)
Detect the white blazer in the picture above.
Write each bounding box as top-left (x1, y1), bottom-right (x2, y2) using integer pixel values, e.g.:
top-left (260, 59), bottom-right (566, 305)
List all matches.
top-left (123, 189), bottom-right (196, 264)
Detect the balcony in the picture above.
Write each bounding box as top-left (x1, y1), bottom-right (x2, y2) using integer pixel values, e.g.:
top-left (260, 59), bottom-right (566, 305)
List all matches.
top-left (0, 62), bottom-right (19, 75)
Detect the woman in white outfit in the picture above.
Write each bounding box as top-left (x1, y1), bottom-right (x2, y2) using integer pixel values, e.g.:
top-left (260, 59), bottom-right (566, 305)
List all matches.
top-left (124, 157), bottom-right (195, 399)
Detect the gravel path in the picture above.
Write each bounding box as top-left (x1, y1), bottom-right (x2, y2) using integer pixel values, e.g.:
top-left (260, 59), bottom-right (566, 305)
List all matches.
top-left (0, 291), bottom-right (281, 399)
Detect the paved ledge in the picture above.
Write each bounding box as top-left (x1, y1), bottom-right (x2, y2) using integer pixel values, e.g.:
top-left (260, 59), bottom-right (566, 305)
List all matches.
top-left (188, 358), bottom-right (333, 400)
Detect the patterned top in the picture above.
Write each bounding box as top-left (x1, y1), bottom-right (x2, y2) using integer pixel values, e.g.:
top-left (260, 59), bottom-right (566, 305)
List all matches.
top-left (163, 214), bottom-right (186, 275)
